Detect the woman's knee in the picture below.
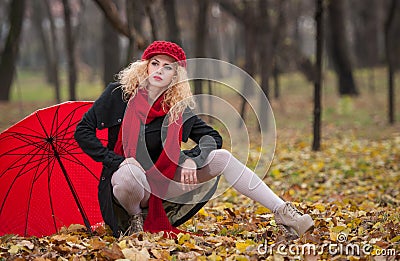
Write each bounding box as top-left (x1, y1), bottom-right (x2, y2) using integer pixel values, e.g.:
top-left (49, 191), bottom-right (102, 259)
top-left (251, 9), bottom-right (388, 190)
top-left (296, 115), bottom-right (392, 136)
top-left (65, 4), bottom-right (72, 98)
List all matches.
top-left (209, 149), bottom-right (232, 162)
top-left (204, 149), bottom-right (232, 175)
top-left (111, 164), bottom-right (146, 187)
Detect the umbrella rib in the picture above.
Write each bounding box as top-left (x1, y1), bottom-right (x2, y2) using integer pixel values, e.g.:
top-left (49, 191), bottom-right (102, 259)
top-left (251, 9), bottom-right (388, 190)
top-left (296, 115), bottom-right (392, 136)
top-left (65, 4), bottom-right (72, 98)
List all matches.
top-left (59, 153), bottom-right (100, 180)
top-left (24, 146), bottom-right (51, 236)
top-left (25, 142), bottom-right (57, 235)
top-left (3, 155), bottom-right (53, 179)
top-left (0, 134), bottom-right (51, 156)
top-left (50, 105), bottom-right (88, 154)
top-left (0, 127), bottom-right (46, 140)
top-left (49, 142), bottom-right (93, 234)
top-left (51, 103), bottom-right (89, 142)
top-left (0, 142), bottom-right (51, 179)
top-left (35, 111), bottom-right (51, 140)
top-left (0, 145), bottom-right (47, 217)
top-left (46, 154), bottom-right (59, 234)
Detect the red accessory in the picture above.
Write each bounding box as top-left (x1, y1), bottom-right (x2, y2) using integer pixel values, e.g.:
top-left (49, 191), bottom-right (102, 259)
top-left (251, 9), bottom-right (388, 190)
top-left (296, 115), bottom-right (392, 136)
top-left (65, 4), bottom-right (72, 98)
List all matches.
top-left (142, 41), bottom-right (187, 68)
top-left (0, 102), bottom-right (106, 237)
top-left (114, 89), bottom-right (183, 237)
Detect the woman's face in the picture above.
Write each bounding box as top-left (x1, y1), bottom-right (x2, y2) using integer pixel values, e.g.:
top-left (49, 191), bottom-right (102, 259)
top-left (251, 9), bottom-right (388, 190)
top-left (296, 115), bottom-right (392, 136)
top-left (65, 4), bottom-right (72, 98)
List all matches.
top-left (147, 55), bottom-right (177, 89)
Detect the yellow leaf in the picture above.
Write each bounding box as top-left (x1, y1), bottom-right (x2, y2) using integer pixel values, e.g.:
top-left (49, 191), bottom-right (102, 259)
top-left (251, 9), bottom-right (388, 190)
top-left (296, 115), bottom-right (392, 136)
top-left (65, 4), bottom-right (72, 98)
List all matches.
top-left (224, 202), bottom-right (234, 209)
top-left (372, 222), bottom-right (382, 229)
top-left (216, 216), bottom-right (224, 222)
top-left (391, 235), bottom-right (400, 243)
top-left (314, 203), bottom-right (326, 212)
top-left (255, 206), bottom-right (270, 215)
top-left (235, 240), bottom-right (255, 253)
top-left (178, 233), bottom-right (191, 245)
top-left (198, 208), bottom-right (209, 217)
top-left (8, 245), bottom-right (20, 255)
top-left (117, 239), bottom-right (127, 249)
top-left (331, 226), bottom-right (346, 233)
top-left (271, 168), bottom-right (281, 178)
top-left (235, 255), bottom-right (249, 261)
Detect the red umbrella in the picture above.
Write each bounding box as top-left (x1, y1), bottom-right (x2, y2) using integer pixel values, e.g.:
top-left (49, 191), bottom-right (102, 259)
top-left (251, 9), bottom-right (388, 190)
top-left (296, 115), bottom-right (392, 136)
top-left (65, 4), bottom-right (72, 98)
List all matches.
top-left (0, 101), bottom-right (106, 237)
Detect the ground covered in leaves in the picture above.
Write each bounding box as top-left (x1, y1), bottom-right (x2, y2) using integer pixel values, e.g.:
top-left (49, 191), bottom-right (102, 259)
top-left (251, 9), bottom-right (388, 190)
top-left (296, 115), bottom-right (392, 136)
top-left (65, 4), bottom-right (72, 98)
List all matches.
top-left (1, 135), bottom-right (399, 260)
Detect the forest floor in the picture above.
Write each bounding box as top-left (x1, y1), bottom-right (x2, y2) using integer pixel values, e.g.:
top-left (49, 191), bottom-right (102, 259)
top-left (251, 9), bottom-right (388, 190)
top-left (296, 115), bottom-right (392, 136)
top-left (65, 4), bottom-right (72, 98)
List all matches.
top-left (0, 68), bottom-right (399, 260)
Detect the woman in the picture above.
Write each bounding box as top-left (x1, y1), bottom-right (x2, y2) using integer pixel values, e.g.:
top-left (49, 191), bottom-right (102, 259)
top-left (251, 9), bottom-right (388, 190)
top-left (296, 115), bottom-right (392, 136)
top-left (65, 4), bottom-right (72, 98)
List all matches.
top-left (75, 40), bottom-right (314, 238)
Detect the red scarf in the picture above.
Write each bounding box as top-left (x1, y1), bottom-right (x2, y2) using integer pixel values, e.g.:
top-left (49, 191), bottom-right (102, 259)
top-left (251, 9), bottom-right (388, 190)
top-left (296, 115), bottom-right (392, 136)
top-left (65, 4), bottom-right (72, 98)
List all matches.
top-left (114, 89), bottom-right (183, 237)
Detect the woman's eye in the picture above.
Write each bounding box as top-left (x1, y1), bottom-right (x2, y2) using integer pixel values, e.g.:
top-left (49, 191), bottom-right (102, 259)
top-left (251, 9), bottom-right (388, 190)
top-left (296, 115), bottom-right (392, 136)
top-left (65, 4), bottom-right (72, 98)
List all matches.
top-left (164, 66), bottom-right (173, 70)
top-left (151, 61), bottom-right (159, 66)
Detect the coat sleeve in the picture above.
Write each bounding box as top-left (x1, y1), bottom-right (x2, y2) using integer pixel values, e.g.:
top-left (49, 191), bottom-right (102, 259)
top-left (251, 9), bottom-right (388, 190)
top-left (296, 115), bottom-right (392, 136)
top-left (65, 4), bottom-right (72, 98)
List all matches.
top-left (74, 84), bottom-right (125, 173)
top-left (181, 114), bottom-right (223, 168)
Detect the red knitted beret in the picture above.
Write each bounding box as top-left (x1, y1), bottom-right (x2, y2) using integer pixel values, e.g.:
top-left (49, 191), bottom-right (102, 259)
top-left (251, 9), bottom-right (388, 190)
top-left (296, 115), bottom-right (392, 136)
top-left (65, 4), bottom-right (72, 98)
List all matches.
top-left (142, 41), bottom-right (187, 68)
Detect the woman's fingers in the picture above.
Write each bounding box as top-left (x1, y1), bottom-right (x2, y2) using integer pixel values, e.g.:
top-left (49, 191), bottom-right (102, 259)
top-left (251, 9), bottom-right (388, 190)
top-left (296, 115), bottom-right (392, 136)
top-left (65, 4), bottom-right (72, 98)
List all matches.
top-left (180, 168), bottom-right (197, 191)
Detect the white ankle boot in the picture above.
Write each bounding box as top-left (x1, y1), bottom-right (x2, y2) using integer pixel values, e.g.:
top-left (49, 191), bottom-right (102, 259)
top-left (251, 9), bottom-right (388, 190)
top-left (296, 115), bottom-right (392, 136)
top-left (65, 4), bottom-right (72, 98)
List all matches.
top-left (274, 202), bottom-right (314, 237)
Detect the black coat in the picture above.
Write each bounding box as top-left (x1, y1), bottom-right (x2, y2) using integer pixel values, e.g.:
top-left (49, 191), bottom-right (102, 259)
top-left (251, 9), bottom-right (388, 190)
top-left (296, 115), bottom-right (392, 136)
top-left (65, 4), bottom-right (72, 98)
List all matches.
top-left (74, 82), bottom-right (222, 236)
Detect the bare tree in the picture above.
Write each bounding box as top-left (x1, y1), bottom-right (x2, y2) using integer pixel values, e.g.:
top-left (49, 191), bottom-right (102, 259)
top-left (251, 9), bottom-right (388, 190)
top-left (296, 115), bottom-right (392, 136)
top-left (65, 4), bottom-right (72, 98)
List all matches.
top-left (217, 0), bottom-right (258, 125)
top-left (313, 0), bottom-right (324, 151)
top-left (92, 0), bottom-right (146, 49)
top-left (258, 0), bottom-right (272, 100)
top-left (0, 0), bottom-right (26, 101)
top-left (43, 0), bottom-right (61, 102)
top-left (144, 1), bottom-right (158, 41)
top-left (193, 0), bottom-right (209, 111)
top-left (102, 0), bottom-right (121, 86)
top-left (327, 0), bottom-right (358, 96)
top-left (163, 0), bottom-right (181, 45)
top-left (62, 0), bottom-right (77, 101)
top-left (125, 0), bottom-right (145, 63)
top-left (385, 0), bottom-right (398, 124)
top-left (32, 0), bottom-right (52, 84)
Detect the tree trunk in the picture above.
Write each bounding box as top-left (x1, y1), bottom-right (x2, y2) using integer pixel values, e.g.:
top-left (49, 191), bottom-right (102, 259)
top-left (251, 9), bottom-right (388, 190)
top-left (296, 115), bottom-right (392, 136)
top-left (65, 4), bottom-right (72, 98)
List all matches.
top-left (258, 0), bottom-right (272, 100)
top-left (62, 0), bottom-right (77, 101)
top-left (273, 60), bottom-right (280, 99)
top-left (0, 0), bottom-right (26, 101)
top-left (194, 0), bottom-right (209, 111)
top-left (32, 0), bottom-right (52, 84)
top-left (44, 0), bottom-right (61, 102)
top-left (102, 0), bottom-right (120, 86)
top-left (385, 0), bottom-right (397, 124)
top-left (271, 0), bottom-right (287, 100)
top-left (144, 1), bottom-right (158, 41)
top-left (239, 1), bottom-right (257, 126)
top-left (327, 0), bottom-right (358, 96)
top-left (163, 0), bottom-right (181, 45)
top-left (125, 0), bottom-right (145, 64)
top-left (312, 0), bottom-right (324, 151)
top-left (258, 0), bottom-right (273, 130)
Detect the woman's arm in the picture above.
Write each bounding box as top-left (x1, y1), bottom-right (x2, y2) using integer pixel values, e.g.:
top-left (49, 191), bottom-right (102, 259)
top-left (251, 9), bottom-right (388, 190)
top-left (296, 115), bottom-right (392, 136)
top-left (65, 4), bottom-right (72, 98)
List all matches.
top-left (182, 114), bottom-right (223, 168)
top-left (74, 85), bottom-right (125, 172)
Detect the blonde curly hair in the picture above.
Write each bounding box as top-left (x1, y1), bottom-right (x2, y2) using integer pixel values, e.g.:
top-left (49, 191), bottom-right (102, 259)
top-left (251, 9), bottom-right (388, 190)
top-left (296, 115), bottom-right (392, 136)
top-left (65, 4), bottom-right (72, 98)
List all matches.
top-left (116, 59), bottom-right (195, 123)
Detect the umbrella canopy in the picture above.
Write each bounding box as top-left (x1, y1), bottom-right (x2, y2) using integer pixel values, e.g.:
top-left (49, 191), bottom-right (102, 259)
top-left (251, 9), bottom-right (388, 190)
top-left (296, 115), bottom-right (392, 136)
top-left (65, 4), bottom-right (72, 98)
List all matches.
top-left (0, 101), bottom-right (106, 237)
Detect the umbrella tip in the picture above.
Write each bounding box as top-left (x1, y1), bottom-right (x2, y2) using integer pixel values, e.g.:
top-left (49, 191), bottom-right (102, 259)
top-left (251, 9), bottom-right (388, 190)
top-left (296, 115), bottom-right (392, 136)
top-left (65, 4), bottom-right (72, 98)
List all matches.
top-left (45, 137), bottom-right (54, 143)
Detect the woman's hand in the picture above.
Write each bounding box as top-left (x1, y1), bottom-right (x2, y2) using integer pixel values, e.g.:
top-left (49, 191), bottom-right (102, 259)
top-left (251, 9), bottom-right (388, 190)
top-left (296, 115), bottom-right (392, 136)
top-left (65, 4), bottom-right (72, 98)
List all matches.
top-left (119, 157), bottom-right (145, 173)
top-left (180, 158), bottom-right (197, 190)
